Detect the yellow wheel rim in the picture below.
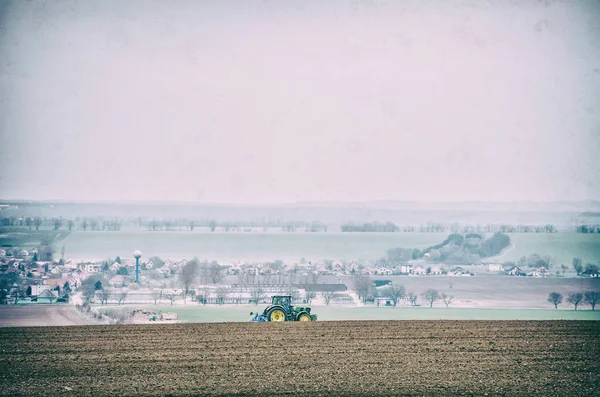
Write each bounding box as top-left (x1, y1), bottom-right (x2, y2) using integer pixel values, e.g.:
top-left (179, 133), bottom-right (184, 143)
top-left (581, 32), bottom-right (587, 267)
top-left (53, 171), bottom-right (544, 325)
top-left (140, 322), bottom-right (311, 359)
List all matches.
top-left (299, 314), bottom-right (311, 322)
top-left (270, 309), bottom-right (285, 322)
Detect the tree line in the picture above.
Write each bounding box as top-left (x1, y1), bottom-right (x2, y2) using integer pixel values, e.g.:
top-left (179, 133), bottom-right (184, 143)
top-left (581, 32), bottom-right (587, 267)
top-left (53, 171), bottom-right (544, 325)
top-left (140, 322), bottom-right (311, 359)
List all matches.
top-left (575, 225), bottom-right (600, 233)
top-left (340, 222), bottom-right (400, 232)
top-left (547, 291), bottom-right (600, 310)
top-left (351, 274), bottom-right (455, 308)
top-left (386, 233), bottom-right (511, 265)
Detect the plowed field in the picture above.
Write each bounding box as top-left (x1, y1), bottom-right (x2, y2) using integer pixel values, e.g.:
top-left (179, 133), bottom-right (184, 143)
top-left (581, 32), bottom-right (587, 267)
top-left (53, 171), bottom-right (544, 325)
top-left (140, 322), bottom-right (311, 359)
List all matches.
top-left (1, 321), bottom-right (599, 396)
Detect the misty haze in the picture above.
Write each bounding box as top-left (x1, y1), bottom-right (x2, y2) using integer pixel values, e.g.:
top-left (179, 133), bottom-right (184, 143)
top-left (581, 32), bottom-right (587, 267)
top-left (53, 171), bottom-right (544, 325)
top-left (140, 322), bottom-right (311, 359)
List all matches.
top-left (1, 1), bottom-right (599, 396)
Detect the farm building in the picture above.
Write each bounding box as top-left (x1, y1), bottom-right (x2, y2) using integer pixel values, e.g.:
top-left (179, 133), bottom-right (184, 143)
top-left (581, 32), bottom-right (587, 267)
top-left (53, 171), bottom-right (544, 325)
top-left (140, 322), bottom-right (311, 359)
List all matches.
top-left (527, 267), bottom-right (549, 277)
top-left (505, 266), bottom-right (525, 276)
top-left (302, 283), bottom-right (348, 293)
top-left (30, 285), bottom-right (50, 296)
top-left (33, 289), bottom-right (58, 303)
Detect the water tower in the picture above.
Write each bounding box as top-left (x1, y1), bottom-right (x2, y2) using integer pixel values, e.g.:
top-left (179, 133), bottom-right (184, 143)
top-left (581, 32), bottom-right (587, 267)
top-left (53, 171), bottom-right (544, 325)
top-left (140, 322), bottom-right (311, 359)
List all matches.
top-left (133, 250), bottom-right (142, 284)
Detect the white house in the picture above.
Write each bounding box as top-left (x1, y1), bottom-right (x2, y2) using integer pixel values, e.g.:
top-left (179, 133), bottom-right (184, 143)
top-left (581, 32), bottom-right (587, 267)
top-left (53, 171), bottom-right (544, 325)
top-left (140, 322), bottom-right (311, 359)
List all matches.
top-left (63, 260), bottom-right (78, 270)
top-left (505, 266), bottom-right (524, 276)
top-left (30, 285), bottom-right (50, 296)
top-left (346, 263), bottom-right (360, 274)
top-left (528, 266), bottom-right (549, 278)
top-left (85, 263), bottom-right (102, 273)
top-left (487, 263), bottom-right (503, 272)
top-left (315, 267), bottom-right (331, 275)
top-left (376, 267), bottom-right (393, 276)
top-left (399, 264), bottom-right (413, 274)
top-left (177, 259), bottom-right (188, 269)
top-left (35, 289), bottom-right (58, 302)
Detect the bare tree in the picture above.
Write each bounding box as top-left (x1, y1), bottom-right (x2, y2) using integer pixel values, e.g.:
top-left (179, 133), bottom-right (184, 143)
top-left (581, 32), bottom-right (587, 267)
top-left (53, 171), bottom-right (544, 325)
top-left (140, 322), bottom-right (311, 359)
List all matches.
top-left (567, 292), bottom-right (584, 310)
top-left (306, 291), bottom-right (316, 304)
top-left (164, 290), bottom-right (179, 306)
top-left (98, 289), bottom-right (112, 305)
top-left (82, 286), bottom-right (96, 303)
top-left (421, 289), bottom-right (441, 308)
top-left (116, 290), bottom-right (128, 305)
top-left (151, 290), bottom-right (162, 305)
top-left (10, 286), bottom-right (26, 304)
top-left (263, 272), bottom-right (272, 284)
top-left (215, 285), bottom-right (230, 305)
top-left (352, 274), bottom-right (372, 302)
top-left (584, 291), bottom-right (600, 310)
top-left (547, 292), bottom-right (563, 309)
top-left (209, 263), bottom-right (226, 284)
top-left (572, 257), bottom-right (583, 275)
top-left (442, 293), bottom-right (454, 308)
top-left (584, 263), bottom-right (599, 278)
top-left (385, 284), bottom-right (406, 306)
top-left (209, 220), bottom-right (217, 232)
top-left (407, 292), bottom-right (418, 306)
top-left (179, 259), bottom-right (200, 296)
top-left (310, 272), bottom-right (320, 284)
top-left (198, 286), bottom-right (210, 305)
top-left (250, 287), bottom-right (265, 305)
top-left (181, 289), bottom-right (187, 304)
top-left (198, 261), bottom-right (211, 285)
top-left (322, 291), bottom-right (336, 305)
top-left (237, 268), bottom-right (248, 285)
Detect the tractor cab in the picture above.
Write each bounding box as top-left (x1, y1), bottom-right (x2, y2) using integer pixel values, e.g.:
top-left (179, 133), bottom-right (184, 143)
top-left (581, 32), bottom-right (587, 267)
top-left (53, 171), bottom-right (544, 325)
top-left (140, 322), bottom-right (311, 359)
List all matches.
top-left (254, 295), bottom-right (318, 322)
top-left (271, 295), bottom-right (292, 311)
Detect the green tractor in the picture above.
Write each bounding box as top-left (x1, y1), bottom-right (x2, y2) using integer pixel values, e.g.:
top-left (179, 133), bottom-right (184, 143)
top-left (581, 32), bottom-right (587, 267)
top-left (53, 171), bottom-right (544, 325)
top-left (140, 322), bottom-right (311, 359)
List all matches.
top-left (250, 295), bottom-right (317, 322)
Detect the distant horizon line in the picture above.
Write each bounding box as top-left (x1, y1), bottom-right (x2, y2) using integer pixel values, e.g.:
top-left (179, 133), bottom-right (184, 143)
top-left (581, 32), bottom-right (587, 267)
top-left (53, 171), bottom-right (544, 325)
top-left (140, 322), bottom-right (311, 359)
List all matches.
top-left (1, 198), bottom-right (599, 207)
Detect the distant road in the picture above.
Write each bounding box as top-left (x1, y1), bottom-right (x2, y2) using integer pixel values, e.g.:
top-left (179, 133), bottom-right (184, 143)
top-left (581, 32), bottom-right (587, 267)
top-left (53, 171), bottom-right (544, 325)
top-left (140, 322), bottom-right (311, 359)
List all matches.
top-left (0, 305), bottom-right (95, 327)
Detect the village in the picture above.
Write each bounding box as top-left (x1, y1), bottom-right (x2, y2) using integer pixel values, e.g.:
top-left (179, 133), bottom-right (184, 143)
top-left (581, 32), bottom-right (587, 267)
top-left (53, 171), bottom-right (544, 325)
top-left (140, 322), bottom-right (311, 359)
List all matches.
top-left (0, 245), bottom-right (559, 308)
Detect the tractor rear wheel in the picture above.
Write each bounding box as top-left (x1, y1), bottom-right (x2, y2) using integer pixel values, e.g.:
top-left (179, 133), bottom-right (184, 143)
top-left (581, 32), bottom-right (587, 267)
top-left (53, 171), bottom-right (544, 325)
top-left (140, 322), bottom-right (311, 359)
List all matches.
top-left (268, 308), bottom-right (286, 322)
top-left (298, 313), bottom-right (312, 322)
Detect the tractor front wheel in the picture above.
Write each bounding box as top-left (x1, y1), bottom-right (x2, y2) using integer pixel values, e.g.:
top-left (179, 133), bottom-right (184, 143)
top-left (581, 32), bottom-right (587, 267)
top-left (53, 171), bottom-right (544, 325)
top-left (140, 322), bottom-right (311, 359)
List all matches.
top-left (268, 308), bottom-right (286, 322)
top-left (298, 313), bottom-right (312, 322)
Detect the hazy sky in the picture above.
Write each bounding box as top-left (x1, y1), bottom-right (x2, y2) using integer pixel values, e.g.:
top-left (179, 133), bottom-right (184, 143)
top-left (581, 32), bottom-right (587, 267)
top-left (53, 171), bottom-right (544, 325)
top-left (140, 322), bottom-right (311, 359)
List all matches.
top-left (1, 0), bottom-right (599, 204)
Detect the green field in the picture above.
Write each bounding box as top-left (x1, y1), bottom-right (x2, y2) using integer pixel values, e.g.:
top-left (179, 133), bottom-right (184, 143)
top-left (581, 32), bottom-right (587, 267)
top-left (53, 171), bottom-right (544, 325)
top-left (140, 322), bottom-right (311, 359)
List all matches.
top-left (58, 231), bottom-right (447, 261)
top-left (107, 305), bottom-right (600, 322)
top-left (55, 231), bottom-right (600, 263)
top-left (490, 233), bottom-right (600, 264)
top-left (0, 228), bottom-right (68, 248)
